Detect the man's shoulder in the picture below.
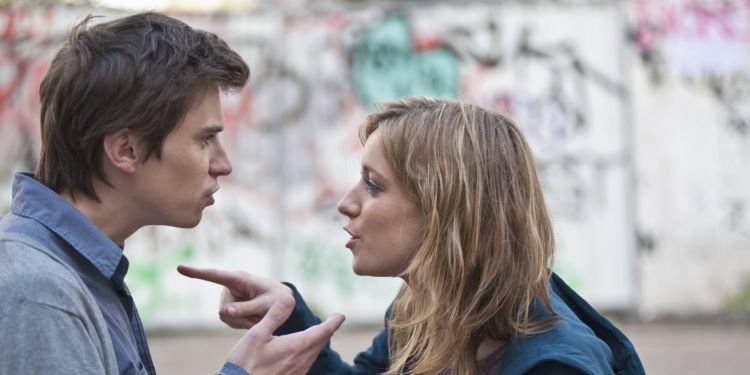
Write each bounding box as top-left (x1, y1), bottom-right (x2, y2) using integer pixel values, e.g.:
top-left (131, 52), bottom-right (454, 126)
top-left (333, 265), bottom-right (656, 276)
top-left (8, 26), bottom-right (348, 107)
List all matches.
top-left (0, 234), bottom-right (119, 375)
top-left (0, 234), bottom-right (94, 316)
top-left (0, 230), bottom-right (70, 274)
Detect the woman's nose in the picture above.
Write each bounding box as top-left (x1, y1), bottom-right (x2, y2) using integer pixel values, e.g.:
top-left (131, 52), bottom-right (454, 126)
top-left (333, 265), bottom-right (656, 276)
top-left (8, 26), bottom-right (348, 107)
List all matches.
top-left (337, 187), bottom-right (360, 218)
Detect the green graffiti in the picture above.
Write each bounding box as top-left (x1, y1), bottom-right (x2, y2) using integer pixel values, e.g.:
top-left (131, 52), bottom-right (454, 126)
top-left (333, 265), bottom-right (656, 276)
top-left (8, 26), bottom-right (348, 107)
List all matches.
top-left (353, 13), bottom-right (459, 107)
top-left (553, 260), bottom-right (585, 293)
top-left (725, 279), bottom-right (750, 315)
top-left (125, 244), bottom-right (196, 320)
top-left (296, 237), bottom-right (356, 295)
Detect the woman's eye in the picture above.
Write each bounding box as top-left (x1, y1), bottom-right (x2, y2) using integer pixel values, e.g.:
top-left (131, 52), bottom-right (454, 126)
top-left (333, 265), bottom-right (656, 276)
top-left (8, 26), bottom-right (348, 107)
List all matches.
top-left (365, 179), bottom-right (382, 194)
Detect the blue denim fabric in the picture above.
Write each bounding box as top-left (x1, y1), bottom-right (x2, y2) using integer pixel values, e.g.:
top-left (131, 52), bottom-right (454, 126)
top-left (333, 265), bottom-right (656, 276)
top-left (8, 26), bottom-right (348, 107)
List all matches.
top-left (0, 172), bottom-right (155, 375)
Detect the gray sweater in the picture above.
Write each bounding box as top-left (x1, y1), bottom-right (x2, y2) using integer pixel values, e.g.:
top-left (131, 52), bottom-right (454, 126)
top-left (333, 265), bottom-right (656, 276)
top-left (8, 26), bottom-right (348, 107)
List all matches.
top-left (0, 232), bottom-right (119, 374)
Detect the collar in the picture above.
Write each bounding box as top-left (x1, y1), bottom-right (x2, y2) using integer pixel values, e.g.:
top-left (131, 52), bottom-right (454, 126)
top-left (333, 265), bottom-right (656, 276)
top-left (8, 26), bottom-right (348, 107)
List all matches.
top-left (10, 172), bottom-right (125, 280)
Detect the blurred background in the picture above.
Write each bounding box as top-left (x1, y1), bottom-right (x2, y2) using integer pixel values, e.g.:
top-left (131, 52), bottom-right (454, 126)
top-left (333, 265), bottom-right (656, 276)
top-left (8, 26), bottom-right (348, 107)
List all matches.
top-left (1, 0), bottom-right (749, 373)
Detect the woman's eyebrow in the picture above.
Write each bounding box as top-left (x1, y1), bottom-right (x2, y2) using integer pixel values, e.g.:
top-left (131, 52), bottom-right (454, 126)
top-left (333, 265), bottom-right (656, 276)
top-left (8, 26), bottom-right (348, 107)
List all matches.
top-left (362, 165), bottom-right (386, 181)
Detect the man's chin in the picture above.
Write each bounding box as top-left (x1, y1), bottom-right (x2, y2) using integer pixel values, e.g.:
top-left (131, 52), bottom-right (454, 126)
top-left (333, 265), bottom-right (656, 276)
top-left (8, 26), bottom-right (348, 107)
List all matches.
top-left (185, 216), bottom-right (203, 228)
top-left (170, 213), bottom-right (203, 228)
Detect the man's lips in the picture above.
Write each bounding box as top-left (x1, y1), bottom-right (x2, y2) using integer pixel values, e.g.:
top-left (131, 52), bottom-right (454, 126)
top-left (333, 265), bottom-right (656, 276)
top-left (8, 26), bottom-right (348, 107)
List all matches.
top-left (205, 186), bottom-right (220, 206)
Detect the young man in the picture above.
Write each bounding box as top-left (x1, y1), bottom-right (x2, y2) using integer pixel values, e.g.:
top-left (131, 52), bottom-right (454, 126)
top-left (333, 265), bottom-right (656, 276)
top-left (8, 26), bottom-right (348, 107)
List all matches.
top-left (0, 12), bottom-right (343, 375)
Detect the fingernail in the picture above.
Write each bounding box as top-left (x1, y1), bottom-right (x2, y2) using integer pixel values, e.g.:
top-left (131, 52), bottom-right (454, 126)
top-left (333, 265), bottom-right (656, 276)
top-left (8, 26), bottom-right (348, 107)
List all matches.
top-left (227, 306), bottom-right (237, 315)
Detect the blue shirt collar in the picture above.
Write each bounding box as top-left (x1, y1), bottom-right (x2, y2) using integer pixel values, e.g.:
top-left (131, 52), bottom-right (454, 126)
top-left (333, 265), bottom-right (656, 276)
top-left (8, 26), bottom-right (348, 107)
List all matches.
top-left (10, 172), bottom-right (125, 280)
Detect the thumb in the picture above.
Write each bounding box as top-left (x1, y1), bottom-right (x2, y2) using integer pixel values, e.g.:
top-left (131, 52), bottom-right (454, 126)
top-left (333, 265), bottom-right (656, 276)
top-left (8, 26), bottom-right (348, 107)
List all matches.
top-left (249, 295), bottom-right (295, 338)
top-left (300, 313), bottom-right (346, 345)
top-left (320, 314), bottom-right (346, 335)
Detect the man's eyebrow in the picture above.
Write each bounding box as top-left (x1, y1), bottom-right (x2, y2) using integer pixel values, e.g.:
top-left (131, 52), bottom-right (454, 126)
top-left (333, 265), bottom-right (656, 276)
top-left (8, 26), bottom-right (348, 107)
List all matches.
top-left (202, 124), bottom-right (224, 134)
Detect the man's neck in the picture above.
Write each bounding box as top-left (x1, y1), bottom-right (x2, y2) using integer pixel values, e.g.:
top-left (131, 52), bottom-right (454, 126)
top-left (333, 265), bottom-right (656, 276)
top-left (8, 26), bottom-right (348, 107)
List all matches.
top-left (61, 188), bottom-right (137, 246)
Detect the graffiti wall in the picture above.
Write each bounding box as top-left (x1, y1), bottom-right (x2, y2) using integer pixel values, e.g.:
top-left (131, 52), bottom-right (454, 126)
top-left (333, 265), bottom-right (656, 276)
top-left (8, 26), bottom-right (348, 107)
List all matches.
top-left (628, 0), bottom-right (750, 317)
top-left (1, 0), bottom-right (747, 326)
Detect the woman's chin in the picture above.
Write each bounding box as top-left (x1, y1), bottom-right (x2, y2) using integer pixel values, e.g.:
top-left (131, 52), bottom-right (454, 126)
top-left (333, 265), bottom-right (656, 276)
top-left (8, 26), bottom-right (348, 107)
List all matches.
top-left (351, 261), bottom-right (376, 277)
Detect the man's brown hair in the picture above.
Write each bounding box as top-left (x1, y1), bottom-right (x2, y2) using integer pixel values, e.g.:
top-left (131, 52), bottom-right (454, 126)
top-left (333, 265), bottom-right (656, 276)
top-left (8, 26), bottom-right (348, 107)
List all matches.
top-left (36, 12), bottom-right (249, 200)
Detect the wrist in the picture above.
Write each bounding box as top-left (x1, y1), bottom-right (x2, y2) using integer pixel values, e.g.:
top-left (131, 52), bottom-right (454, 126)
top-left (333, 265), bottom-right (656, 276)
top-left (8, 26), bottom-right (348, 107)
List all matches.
top-left (220, 362), bottom-right (250, 375)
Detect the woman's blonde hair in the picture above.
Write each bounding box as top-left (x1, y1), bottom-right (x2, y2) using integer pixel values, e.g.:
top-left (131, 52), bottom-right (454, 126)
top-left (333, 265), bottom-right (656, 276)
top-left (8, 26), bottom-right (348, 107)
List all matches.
top-left (362, 97), bottom-right (557, 375)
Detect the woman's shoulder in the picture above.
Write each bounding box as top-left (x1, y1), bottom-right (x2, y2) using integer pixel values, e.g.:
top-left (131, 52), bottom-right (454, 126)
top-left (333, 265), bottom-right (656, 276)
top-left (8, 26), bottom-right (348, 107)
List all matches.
top-left (498, 274), bottom-right (645, 375)
top-left (523, 361), bottom-right (587, 375)
top-left (549, 274), bottom-right (644, 372)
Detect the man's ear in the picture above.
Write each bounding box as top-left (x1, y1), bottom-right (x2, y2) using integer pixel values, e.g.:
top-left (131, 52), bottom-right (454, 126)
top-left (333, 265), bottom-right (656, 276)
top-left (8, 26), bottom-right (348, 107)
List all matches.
top-left (103, 129), bottom-right (140, 174)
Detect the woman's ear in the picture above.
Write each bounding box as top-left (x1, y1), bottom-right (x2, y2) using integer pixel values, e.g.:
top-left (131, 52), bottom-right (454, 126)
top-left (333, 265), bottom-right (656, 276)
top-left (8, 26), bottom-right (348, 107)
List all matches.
top-left (102, 129), bottom-right (140, 174)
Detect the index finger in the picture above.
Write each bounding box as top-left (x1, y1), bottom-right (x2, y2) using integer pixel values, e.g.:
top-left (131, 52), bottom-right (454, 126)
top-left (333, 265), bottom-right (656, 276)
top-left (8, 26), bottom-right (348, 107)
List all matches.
top-left (177, 265), bottom-right (248, 290)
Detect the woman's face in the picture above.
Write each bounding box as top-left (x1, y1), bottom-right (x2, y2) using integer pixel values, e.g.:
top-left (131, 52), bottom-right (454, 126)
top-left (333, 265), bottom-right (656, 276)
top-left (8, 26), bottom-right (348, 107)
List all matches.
top-left (337, 129), bottom-right (424, 277)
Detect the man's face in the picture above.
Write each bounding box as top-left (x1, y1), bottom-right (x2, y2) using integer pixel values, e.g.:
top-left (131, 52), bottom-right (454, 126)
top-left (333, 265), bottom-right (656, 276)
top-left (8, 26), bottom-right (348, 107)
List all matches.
top-left (130, 87), bottom-right (232, 228)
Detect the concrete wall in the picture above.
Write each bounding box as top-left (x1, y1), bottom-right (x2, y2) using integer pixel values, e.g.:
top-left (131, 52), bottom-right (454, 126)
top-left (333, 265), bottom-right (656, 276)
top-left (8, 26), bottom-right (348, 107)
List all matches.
top-left (629, 0), bottom-right (750, 318)
top-left (0, 0), bottom-right (748, 327)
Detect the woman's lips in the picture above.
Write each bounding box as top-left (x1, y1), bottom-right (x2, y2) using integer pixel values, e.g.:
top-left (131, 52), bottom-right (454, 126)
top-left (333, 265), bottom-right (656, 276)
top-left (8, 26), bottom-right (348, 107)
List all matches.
top-left (344, 227), bottom-right (359, 249)
top-left (346, 237), bottom-right (359, 249)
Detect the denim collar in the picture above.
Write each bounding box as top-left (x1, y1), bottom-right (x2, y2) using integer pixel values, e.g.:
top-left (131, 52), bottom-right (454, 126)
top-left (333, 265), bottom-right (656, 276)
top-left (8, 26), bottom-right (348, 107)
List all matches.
top-left (10, 172), bottom-right (125, 281)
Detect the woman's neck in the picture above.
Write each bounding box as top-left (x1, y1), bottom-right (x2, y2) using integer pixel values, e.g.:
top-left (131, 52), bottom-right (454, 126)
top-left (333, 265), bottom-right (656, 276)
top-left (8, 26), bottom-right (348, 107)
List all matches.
top-left (476, 338), bottom-right (504, 360)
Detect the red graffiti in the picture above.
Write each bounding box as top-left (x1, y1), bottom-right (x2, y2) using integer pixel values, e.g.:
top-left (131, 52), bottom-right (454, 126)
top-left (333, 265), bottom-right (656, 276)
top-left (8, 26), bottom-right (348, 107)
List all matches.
top-left (635, 0), bottom-right (749, 41)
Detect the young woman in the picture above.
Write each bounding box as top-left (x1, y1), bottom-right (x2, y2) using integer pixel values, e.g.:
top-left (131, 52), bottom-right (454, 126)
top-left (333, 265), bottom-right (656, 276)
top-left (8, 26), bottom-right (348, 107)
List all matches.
top-left (179, 97), bottom-right (645, 374)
